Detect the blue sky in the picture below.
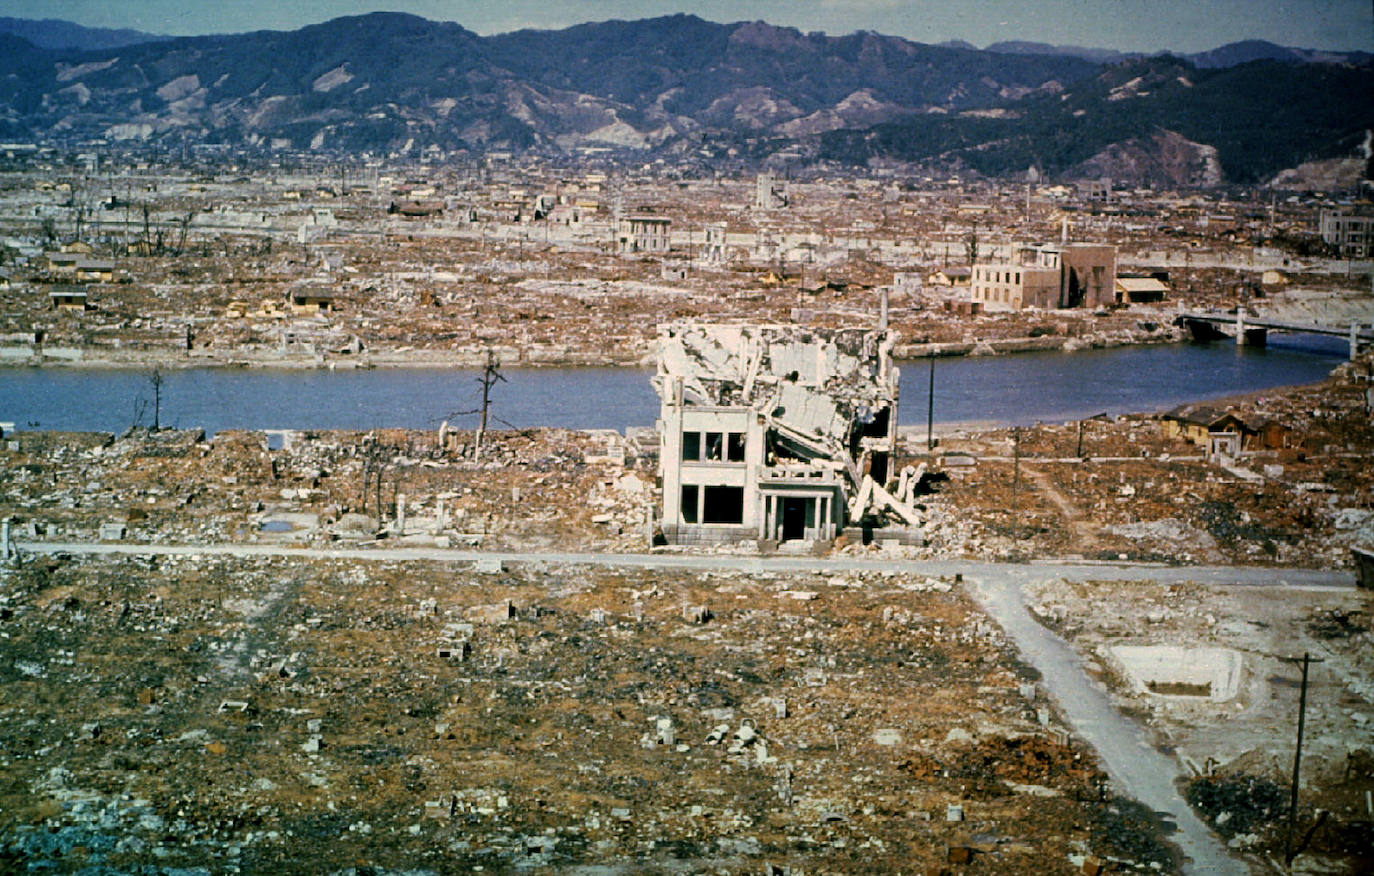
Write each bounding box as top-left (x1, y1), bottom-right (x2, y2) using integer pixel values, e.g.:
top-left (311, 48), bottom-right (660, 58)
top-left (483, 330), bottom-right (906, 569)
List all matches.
top-left (1, 0), bottom-right (1370, 52)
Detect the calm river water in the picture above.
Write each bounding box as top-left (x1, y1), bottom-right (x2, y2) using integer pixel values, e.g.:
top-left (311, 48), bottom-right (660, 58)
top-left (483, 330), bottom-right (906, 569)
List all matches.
top-left (0, 337), bottom-right (1346, 436)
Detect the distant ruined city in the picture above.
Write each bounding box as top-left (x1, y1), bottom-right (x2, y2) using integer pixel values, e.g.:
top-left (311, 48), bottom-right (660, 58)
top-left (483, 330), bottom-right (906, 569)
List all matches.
top-left (1, 10), bottom-right (1373, 876)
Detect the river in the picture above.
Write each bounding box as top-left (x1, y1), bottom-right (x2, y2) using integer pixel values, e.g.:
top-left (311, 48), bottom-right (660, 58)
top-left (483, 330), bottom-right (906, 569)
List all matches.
top-left (0, 337), bottom-right (1346, 436)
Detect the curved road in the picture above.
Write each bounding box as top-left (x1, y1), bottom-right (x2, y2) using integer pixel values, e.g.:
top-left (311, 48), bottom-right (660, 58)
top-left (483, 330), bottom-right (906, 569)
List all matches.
top-left (16, 540), bottom-right (1353, 873)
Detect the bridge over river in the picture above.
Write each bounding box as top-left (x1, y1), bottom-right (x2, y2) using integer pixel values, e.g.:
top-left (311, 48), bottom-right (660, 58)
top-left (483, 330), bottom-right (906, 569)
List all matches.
top-left (1176, 309), bottom-right (1374, 358)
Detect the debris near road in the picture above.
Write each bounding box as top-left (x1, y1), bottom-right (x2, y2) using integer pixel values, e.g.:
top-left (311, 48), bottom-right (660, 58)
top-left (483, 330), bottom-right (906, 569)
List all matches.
top-left (1028, 574), bottom-right (1374, 873)
top-left (0, 425), bottom-right (656, 553)
top-left (1185, 774), bottom-right (1286, 839)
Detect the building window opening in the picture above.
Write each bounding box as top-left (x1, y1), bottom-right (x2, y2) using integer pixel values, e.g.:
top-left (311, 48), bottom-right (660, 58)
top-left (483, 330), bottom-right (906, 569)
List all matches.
top-left (727, 432), bottom-right (746, 462)
top-left (680, 485), bottom-right (699, 523)
top-left (682, 431), bottom-right (700, 461)
top-left (702, 485), bottom-right (744, 524)
top-left (704, 432), bottom-right (724, 461)
top-left (861, 406), bottom-right (891, 438)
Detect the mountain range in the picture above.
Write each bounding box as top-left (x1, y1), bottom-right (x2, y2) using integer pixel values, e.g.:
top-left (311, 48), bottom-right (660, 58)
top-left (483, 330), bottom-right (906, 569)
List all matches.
top-left (0, 13), bottom-right (1369, 187)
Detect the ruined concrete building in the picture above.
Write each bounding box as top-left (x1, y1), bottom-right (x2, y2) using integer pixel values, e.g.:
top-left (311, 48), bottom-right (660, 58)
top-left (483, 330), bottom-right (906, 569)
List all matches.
top-left (617, 213), bottom-right (671, 254)
top-left (971, 242), bottom-right (1117, 311)
top-left (755, 174), bottom-right (789, 210)
top-left (654, 321), bottom-right (913, 546)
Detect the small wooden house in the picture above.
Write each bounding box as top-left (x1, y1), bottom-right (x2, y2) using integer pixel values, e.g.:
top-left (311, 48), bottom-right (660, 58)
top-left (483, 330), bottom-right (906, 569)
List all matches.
top-left (50, 287), bottom-right (90, 311)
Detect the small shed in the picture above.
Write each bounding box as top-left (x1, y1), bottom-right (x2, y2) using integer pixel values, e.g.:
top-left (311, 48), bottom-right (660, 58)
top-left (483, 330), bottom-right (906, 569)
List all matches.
top-left (928, 267), bottom-right (972, 287)
top-left (74, 258), bottom-right (115, 282)
top-left (1115, 276), bottom-right (1169, 303)
top-left (50, 287), bottom-right (89, 310)
top-left (288, 287), bottom-right (335, 315)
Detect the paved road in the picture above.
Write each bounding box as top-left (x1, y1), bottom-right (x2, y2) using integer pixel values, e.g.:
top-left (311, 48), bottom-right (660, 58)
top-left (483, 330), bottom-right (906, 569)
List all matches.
top-left (13, 540), bottom-right (1355, 589)
top-left (970, 565), bottom-right (1246, 874)
top-left (15, 539), bottom-right (1352, 872)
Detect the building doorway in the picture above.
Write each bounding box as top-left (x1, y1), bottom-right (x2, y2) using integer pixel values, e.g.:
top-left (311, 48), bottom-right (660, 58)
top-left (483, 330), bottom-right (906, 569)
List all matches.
top-left (781, 497), bottom-right (811, 541)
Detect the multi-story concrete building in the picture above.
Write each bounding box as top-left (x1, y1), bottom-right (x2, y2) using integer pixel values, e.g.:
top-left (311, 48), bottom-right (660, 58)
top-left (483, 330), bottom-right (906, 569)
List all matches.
top-left (755, 174), bottom-right (789, 210)
top-left (1319, 209), bottom-right (1374, 258)
top-left (654, 322), bottom-right (905, 546)
top-left (617, 213), bottom-right (671, 254)
top-left (970, 242), bottom-right (1117, 311)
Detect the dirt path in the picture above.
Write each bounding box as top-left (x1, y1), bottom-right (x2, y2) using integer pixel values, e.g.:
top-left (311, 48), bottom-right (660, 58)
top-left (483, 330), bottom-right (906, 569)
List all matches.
top-left (1024, 464), bottom-right (1102, 550)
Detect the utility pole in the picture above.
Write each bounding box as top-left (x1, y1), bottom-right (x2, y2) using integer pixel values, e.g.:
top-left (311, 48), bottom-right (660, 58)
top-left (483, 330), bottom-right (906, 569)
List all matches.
top-left (148, 368), bottom-right (164, 431)
top-left (1283, 651), bottom-right (1324, 868)
top-left (1011, 427), bottom-right (1021, 523)
top-left (926, 353), bottom-right (935, 451)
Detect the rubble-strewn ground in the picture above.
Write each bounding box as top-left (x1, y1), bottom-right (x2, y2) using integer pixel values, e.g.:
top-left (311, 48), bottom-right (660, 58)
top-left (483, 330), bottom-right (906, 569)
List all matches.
top-left (1, 554), bottom-right (1174, 874)
top-left (906, 357), bottom-right (1374, 570)
top-left (7, 356), bottom-right (1369, 569)
top-left (0, 427), bottom-right (659, 554)
top-left (1024, 576), bottom-right (1374, 873)
top-left (4, 160), bottom-right (1368, 371)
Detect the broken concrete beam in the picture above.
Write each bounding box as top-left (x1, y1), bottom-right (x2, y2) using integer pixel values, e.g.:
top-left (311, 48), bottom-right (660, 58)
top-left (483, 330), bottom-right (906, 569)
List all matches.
top-left (468, 600), bottom-right (515, 624)
top-left (437, 641), bottom-right (471, 661)
top-left (683, 604), bottom-right (712, 624)
top-left (870, 480), bottom-right (924, 527)
top-left (98, 522), bottom-right (127, 541)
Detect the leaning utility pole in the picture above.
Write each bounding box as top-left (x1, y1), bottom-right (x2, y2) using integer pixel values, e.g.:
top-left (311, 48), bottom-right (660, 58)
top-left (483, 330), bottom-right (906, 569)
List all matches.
top-left (926, 353), bottom-right (935, 451)
top-left (1283, 651), bottom-right (1324, 868)
top-left (1011, 427), bottom-right (1021, 523)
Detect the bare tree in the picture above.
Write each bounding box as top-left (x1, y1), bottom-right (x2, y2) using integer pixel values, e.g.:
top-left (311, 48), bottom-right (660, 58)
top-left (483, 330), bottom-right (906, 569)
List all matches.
top-left (172, 211), bottom-right (193, 256)
top-left (447, 349), bottom-right (508, 458)
top-left (358, 435), bottom-right (399, 520)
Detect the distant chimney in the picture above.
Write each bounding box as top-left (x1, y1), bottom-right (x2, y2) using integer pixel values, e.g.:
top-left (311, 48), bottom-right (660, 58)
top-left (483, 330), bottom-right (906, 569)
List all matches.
top-left (1061, 216), bottom-right (1069, 244)
top-left (879, 288), bottom-right (889, 331)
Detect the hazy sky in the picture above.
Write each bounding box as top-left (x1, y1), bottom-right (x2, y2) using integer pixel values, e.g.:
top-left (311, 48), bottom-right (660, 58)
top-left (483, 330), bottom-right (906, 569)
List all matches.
top-left (1, 0), bottom-right (1370, 53)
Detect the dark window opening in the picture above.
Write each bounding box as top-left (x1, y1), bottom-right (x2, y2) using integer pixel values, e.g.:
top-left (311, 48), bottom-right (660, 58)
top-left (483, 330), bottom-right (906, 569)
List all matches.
top-left (727, 432), bottom-right (746, 462)
top-left (861, 407), bottom-right (891, 438)
top-left (682, 431), bottom-right (700, 461)
top-left (702, 485), bottom-right (744, 525)
top-left (869, 452), bottom-right (889, 485)
top-left (680, 485), bottom-right (699, 523)
top-left (705, 432), bottom-right (724, 461)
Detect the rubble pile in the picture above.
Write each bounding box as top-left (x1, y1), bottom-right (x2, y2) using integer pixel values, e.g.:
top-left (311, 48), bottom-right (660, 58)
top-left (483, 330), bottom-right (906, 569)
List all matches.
top-left (913, 356), bottom-right (1374, 567)
top-left (0, 555), bottom-right (1169, 872)
top-left (8, 154), bottom-right (1356, 372)
top-left (0, 427), bottom-right (656, 552)
top-left (1025, 575), bottom-right (1374, 872)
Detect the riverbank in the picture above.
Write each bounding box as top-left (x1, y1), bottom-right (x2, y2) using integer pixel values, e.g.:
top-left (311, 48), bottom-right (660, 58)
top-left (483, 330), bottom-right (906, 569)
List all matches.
top-left (0, 341), bottom-right (1347, 437)
top-left (0, 320), bottom-right (1187, 371)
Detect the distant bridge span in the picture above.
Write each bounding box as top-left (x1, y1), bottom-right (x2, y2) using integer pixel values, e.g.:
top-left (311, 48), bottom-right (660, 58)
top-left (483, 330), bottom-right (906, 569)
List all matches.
top-left (1175, 310), bottom-right (1374, 358)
